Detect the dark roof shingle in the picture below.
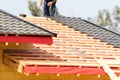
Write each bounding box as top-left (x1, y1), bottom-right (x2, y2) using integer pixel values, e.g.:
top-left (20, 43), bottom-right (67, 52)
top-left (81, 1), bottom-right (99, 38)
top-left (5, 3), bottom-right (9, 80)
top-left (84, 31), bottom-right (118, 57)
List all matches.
top-left (0, 9), bottom-right (57, 37)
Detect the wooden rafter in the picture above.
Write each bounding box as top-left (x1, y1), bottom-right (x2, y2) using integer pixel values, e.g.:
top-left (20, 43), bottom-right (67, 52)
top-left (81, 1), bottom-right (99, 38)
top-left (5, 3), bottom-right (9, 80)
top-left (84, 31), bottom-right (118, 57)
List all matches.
top-left (97, 59), bottom-right (120, 80)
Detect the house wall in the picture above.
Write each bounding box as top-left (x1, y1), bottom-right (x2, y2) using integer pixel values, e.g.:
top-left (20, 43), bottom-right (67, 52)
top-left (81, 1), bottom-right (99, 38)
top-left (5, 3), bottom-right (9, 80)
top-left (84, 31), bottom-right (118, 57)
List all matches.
top-left (0, 43), bottom-right (33, 62)
top-left (0, 43), bottom-right (33, 50)
top-left (0, 43), bottom-right (33, 80)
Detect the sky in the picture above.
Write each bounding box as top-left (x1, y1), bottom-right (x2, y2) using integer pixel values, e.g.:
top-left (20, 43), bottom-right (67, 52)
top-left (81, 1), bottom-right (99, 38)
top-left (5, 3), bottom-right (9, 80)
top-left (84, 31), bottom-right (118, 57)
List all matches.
top-left (0, 0), bottom-right (119, 19)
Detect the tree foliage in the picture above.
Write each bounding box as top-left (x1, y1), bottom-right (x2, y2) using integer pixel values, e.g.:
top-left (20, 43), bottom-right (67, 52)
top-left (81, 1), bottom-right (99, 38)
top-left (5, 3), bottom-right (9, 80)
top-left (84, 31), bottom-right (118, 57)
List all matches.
top-left (54, 7), bottom-right (61, 16)
top-left (88, 6), bottom-right (120, 33)
top-left (28, 1), bottom-right (43, 16)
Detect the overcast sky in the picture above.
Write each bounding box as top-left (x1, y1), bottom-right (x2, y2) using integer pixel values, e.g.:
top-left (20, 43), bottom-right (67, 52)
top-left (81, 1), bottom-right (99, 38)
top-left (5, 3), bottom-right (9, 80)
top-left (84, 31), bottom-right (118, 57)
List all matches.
top-left (0, 0), bottom-right (119, 19)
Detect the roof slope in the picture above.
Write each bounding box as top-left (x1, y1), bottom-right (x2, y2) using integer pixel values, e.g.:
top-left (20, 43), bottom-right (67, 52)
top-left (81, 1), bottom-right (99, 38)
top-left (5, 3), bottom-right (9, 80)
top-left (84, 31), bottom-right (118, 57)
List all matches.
top-left (24, 17), bottom-right (120, 64)
top-left (50, 16), bottom-right (120, 48)
top-left (0, 9), bottom-right (57, 36)
top-left (15, 17), bottom-right (120, 79)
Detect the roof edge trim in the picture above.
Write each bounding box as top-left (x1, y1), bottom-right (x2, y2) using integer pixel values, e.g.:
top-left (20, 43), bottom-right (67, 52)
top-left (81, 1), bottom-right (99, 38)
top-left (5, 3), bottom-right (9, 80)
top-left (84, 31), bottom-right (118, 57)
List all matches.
top-left (83, 19), bottom-right (120, 36)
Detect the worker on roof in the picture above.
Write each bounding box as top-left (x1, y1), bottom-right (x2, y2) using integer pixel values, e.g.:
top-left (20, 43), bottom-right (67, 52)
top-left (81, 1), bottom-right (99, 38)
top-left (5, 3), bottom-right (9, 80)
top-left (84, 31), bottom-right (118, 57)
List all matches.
top-left (40, 0), bottom-right (57, 16)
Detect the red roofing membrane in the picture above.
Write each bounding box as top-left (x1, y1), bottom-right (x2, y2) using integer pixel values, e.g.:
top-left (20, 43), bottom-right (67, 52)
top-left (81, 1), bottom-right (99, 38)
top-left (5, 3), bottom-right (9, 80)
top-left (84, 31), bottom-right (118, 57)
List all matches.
top-left (24, 66), bottom-right (106, 75)
top-left (0, 35), bottom-right (53, 45)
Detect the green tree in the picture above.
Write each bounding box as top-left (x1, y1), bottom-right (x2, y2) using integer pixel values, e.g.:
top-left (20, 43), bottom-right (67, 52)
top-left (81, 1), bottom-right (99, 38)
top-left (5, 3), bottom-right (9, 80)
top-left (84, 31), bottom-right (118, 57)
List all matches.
top-left (88, 6), bottom-right (120, 33)
top-left (28, 0), bottom-right (43, 16)
top-left (54, 7), bottom-right (62, 16)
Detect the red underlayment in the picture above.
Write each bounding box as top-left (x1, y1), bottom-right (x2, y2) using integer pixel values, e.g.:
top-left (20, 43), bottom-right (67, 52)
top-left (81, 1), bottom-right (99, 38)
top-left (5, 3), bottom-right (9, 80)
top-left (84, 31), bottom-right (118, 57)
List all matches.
top-left (24, 66), bottom-right (106, 75)
top-left (0, 35), bottom-right (53, 44)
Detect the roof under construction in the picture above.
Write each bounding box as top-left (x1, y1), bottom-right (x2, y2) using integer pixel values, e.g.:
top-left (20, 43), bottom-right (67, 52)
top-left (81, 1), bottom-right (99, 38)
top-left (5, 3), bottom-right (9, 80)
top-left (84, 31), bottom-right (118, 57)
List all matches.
top-left (3, 16), bottom-right (120, 80)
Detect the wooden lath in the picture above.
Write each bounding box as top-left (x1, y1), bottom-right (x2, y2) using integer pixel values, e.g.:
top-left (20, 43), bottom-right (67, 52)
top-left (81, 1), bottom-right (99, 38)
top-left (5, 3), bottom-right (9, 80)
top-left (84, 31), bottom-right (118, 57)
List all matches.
top-left (3, 49), bottom-right (120, 74)
top-left (97, 59), bottom-right (120, 80)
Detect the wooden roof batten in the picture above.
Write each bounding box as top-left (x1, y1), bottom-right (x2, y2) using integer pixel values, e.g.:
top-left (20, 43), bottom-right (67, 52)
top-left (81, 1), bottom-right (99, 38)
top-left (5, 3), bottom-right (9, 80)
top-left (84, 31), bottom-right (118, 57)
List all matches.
top-left (4, 49), bottom-right (120, 76)
top-left (22, 17), bottom-right (120, 76)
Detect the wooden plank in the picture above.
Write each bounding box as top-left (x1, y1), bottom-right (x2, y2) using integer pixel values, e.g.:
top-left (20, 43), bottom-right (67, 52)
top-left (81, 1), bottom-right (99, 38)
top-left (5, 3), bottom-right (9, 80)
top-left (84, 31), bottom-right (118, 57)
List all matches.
top-left (113, 70), bottom-right (120, 73)
top-left (5, 52), bottom-right (117, 62)
top-left (3, 56), bottom-right (19, 71)
top-left (5, 54), bottom-right (63, 61)
top-left (19, 60), bottom-right (99, 67)
top-left (102, 60), bottom-right (120, 65)
top-left (4, 53), bottom-right (57, 57)
top-left (97, 59), bottom-right (120, 80)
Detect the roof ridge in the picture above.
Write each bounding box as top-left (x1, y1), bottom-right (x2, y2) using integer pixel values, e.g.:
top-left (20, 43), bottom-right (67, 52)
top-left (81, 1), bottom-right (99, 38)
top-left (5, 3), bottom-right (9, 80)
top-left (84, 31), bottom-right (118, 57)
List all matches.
top-left (82, 19), bottom-right (120, 36)
top-left (0, 9), bottom-right (57, 37)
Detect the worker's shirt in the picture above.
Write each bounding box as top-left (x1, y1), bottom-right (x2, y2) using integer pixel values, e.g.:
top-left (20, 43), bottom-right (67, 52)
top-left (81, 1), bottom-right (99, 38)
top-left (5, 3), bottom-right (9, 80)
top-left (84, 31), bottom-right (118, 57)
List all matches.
top-left (45, 0), bottom-right (53, 3)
